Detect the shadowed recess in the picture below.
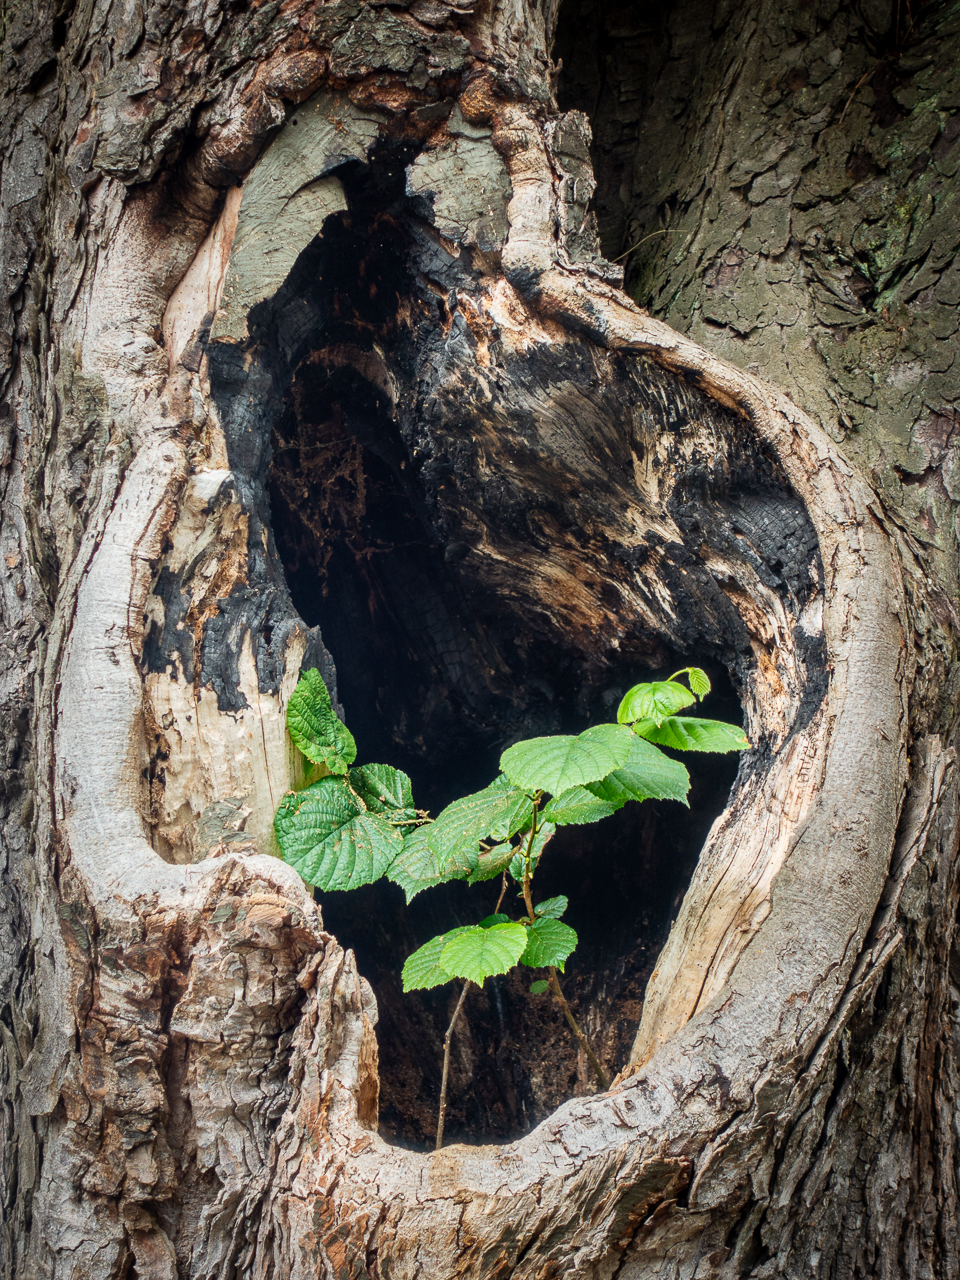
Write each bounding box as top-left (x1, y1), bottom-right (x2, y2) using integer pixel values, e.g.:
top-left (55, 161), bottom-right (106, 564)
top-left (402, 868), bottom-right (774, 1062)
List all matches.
top-left (271, 358), bottom-right (744, 1144)
top-left (199, 142), bottom-right (820, 1146)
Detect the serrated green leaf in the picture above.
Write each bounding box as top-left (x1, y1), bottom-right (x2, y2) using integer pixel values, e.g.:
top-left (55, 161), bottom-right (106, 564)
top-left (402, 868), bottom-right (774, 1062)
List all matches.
top-left (529, 980), bottom-right (549, 994)
top-left (349, 763), bottom-right (415, 824)
top-left (500, 723), bottom-right (634, 796)
top-left (386, 824), bottom-right (466, 903)
top-left (440, 922), bottom-right (528, 984)
top-left (688, 667), bottom-right (711, 698)
top-left (617, 680), bottom-right (696, 727)
top-left (542, 786), bottom-right (621, 826)
top-left (287, 669), bottom-right (357, 774)
top-left (632, 716), bottom-right (751, 753)
top-left (386, 780), bottom-right (533, 902)
top-left (402, 927), bottom-right (474, 991)
top-left (478, 913), bottom-right (511, 928)
top-left (520, 918), bottom-right (578, 971)
top-left (535, 895), bottom-right (568, 919)
top-left (508, 822), bottom-right (555, 881)
top-left (467, 843), bottom-right (516, 885)
top-left (429, 780), bottom-right (533, 875)
top-left (586, 733), bottom-right (690, 807)
top-left (274, 777), bottom-right (401, 890)
top-left (487, 778), bottom-right (538, 842)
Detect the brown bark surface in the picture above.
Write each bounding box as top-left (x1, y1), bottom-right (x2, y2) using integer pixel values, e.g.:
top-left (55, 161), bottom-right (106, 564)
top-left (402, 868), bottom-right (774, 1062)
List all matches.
top-left (0, 1), bottom-right (957, 1277)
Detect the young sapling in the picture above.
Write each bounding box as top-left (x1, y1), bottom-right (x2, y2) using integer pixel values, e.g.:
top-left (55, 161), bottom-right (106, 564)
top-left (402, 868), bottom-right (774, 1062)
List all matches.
top-left (274, 666), bottom-right (749, 1148)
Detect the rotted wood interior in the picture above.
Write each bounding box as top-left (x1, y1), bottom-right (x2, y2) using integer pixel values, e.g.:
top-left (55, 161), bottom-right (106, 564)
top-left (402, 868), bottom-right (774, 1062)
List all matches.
top-left (192, 139), bottom-right (824, 1144)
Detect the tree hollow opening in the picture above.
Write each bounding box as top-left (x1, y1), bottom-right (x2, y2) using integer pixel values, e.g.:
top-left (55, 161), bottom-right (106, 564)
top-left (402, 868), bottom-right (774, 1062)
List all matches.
top-left (206, 144), bottom-right (815, 1148)
top-left (262, 179), bottom-right (745, 1142)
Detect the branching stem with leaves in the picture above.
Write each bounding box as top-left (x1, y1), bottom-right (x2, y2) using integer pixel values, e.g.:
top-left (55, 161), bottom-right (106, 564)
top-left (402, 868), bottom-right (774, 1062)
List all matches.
top-left (274, 666), bottom-right (748, 1147)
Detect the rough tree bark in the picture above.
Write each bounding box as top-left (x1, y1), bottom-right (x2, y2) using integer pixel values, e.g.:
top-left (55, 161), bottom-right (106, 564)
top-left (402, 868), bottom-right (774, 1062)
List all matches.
top-left (0, 0), bottom-right (958, 1277)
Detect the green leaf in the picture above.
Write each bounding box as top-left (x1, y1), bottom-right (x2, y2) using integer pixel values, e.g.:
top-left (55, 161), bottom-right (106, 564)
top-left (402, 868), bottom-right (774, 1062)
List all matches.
top-left (429, 779), bottom-right (533, 874)
top-left (402, 927), bottom-right (474, 992)
top-left (632, 716), bottom-right (751, 753)
top-left (508, 822), bottom-right (555, 881)
top-left (520, 918), bottom-right (578, 971)
top-left (467, 843), bottom-right (516, 885)
top-left (542, 786), bottom-right (621, 826)
top-left (535, 895), bottom-right (568, 919)
top-left (586, 733), bottom-right (691, 807)
top-left (387, 779), bottom-right (533, 902)
top-left (529, 980), bottom-right (549, 995)
top-left (287, 669), bottom-right (357, 774)
top-left (688, 667), bottom-right (711, 698)
top-left (274, 776), bottom-right (401, 891)
top-left (617, 680), bottom-right (695, 727)
top-left (386, 824), bottom-right (465, 903)
top-left (403, 914), bottom-right (523, 993)
top-left (481, 773), bottom-right (538, 842)
top-left (440, 922), bottom-right (528, 984)
top-left (500, 723), bottom-right (634, 796)
top-left (349, 763), bottom-right (415, 824)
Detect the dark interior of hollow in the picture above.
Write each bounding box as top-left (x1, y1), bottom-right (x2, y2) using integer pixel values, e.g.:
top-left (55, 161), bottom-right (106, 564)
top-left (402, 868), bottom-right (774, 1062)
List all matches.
top-left (260, 152), bottom-right (744, 1146)
top-left (272, 439), bottom-right (740, 1147)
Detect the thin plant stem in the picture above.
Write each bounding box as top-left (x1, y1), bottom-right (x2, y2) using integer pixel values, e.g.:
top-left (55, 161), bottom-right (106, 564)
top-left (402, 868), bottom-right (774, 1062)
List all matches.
top-left (494, 871), bottom-right (508, 915)
top-left (521, 803), bottom-right (540, 922)
top-left (436, 981), bottom-right (470, 1151)
top-left (547, 967), bottom-right (611, 1090)
top-left (519, 798), bottom-right (610, 1091)
top-left (838, 64), bottom-right (877, 126)
top-left (611, 228), bottom-right (677, 263)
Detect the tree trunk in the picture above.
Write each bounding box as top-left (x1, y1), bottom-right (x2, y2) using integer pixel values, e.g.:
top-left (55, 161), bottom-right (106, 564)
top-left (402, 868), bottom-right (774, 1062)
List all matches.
top-left (1, 0), bottom-right (957, 1276)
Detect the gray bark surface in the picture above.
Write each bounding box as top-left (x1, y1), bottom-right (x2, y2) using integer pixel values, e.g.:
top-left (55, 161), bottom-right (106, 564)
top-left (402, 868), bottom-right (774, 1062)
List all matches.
top-left (0, 0), bottom-right (957, 1277)
top-left (558, 5), bottom-right (960, 1268)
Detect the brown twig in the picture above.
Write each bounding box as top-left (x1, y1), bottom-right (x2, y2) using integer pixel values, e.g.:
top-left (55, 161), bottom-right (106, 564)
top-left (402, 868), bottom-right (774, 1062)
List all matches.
top-left (839, 65), bottom-right (877, 127)
top-left (519, 800), bottom-right (610, 1089)
top-left (547, 967), bottom-right (611, 1090)
top-left (436, 982), bottom-right (471, 1151)
top-left (611, 228), bottom-right (677, 263)
top-left (521, 806), bottom-right (539, 922)
top-left (493, 870), bottom-right (508, 915)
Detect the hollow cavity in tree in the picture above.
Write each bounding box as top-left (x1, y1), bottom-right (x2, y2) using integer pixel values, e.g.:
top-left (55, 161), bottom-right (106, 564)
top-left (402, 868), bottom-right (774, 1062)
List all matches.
top-left (21, 0), bottom-right (944, 1263)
